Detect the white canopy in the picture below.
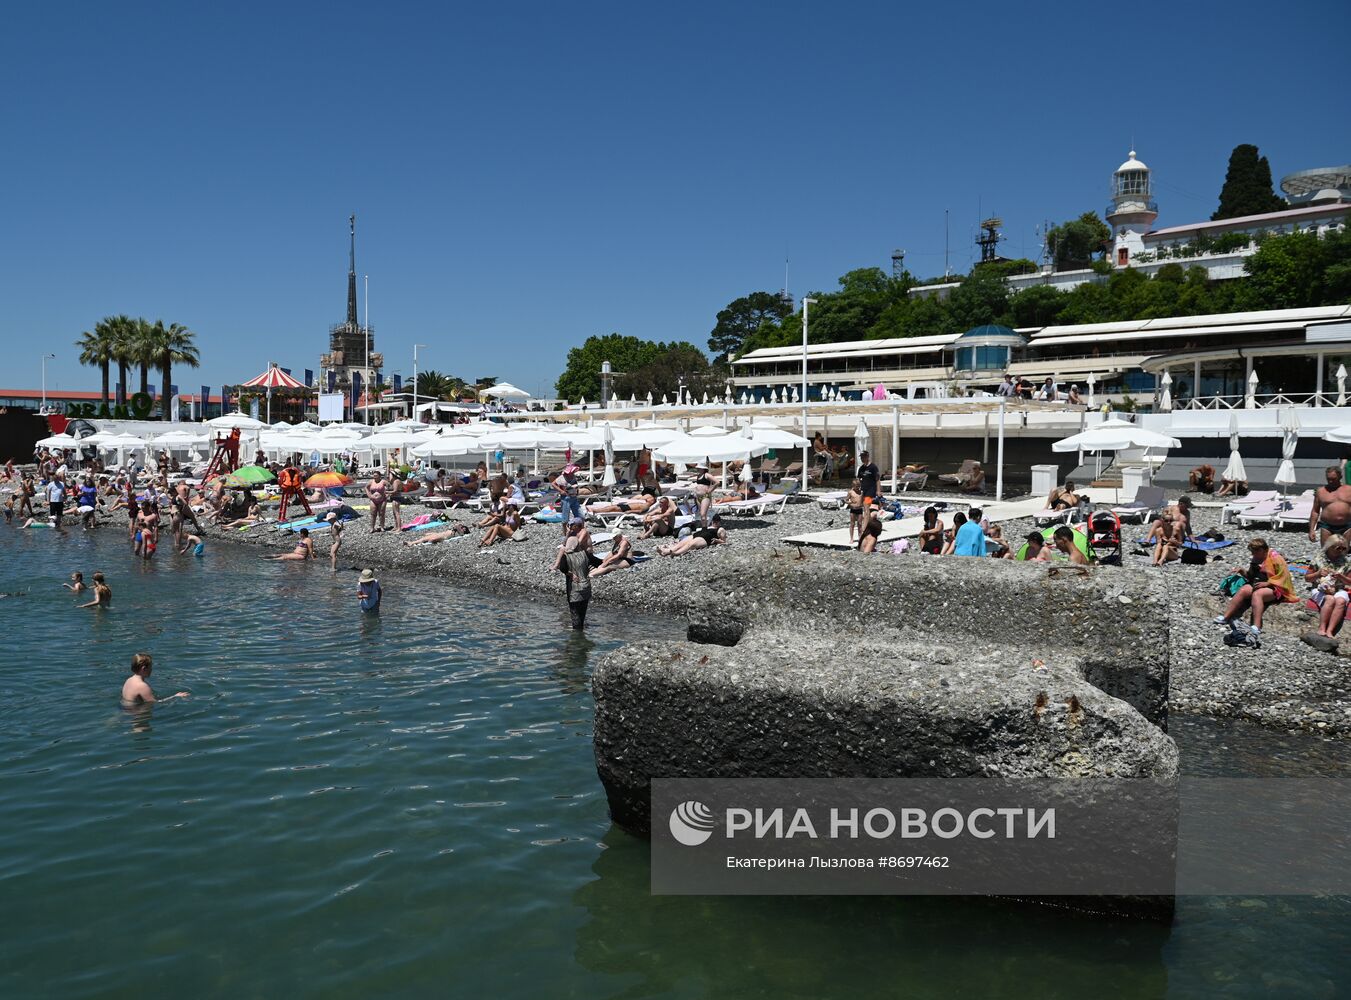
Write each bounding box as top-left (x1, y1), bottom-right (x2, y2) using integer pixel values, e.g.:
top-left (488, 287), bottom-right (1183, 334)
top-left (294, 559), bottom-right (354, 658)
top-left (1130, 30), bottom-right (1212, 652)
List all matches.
top-left (35, 434), bottom-right (80, 449)
top-left (207, 412), bottom-right (268, 430)
top-left (365, 427), bottom-right (432, 449)
top-left (482, 382), bottom-right (531, 399)
top-left (744, 423), bottom-right (810, 450)
top-left (476, 427), bottom-right (575, 451)
top-left (1323, 424), bottom-right (1351, 445)
top-left (652, 432), bottom-right (768, 464)
top-left (410, 434), bottom-right (483, 459)
top-left (1051, 418), bottom-right (1181, 453)
top-left (153, 430), bottom-right (210, 448)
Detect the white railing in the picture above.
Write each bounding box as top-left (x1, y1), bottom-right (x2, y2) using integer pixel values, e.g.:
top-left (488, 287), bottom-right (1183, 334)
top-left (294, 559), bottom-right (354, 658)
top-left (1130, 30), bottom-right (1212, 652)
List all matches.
top-left (1178, 392), bottom-right (1342, 410)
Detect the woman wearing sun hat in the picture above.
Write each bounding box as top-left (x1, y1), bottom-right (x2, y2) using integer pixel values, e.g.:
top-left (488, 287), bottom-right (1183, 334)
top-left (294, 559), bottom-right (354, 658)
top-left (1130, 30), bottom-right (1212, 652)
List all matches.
top-left (357, 568), bottom-right (382, 613)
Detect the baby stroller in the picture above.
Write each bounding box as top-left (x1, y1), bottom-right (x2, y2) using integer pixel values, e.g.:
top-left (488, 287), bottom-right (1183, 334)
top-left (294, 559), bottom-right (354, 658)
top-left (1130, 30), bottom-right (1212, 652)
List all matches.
top-left (1088, 510), bottom-right (1122, 565)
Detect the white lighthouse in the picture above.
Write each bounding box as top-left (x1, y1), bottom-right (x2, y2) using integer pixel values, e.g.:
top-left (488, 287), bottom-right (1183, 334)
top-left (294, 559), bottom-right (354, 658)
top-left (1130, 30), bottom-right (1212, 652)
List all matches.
top-left (1106, 150), bottom-right (1159, 268)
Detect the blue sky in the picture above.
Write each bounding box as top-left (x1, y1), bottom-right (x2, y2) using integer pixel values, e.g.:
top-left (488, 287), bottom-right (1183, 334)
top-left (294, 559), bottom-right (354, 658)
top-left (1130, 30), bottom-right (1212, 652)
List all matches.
top-left (3, 1), bottom-right (1343, 399)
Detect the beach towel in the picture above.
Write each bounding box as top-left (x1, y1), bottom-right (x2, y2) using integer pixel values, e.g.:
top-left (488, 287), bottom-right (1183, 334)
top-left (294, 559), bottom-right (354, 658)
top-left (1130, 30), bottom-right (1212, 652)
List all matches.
top-left (400, 514), bottom-right (433, 531)
top-left (533, 510), bottom-right (565, 523)
top-left (1135, 537), bottom-right (1235, 551)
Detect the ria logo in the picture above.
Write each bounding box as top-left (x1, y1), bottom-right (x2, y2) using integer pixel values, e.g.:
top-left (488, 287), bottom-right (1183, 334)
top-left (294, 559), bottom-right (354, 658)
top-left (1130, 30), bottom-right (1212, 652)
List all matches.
top-left (669, 800), bottom-right (717, 846)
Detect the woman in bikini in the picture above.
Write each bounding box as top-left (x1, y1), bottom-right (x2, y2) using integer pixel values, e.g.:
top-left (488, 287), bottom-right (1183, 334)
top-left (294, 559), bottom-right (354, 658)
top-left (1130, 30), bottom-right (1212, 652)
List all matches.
top-left (480, 503), bottom-right (521, 547)
top-left (366, 472), bottom-right (390, 532)
top-left (918, 505), bottom-right (944, 555)
top-left (590, 533), bottom-right (635, 577)
top-left (658, 516), bottom-right (727, 557)
top-left (267, 527), bottom-right (315, 561)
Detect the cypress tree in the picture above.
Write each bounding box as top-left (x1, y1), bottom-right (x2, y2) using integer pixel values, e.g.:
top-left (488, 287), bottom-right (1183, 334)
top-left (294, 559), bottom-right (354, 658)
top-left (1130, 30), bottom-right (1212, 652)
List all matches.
top-left (1213, 144), bottom-right (1287, 220)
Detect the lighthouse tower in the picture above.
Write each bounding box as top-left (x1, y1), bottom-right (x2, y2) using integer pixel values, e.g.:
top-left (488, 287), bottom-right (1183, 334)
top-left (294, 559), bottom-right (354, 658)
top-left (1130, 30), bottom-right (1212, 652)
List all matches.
top-left (1106, 150), bottom-right (1158, 268)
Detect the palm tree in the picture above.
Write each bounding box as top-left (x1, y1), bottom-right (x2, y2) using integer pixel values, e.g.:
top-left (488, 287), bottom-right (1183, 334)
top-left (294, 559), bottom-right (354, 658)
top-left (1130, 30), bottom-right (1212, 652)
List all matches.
top-left (76, 319), bottom-right (117, 407)
top-left (107, 314), bottom-right (138, 403)
top-left (415, 370), bottom-right (456, 401)
top-left (131, 318), bottom-right (157, 397)
top-left (145, 320), bottom-right (200, 417)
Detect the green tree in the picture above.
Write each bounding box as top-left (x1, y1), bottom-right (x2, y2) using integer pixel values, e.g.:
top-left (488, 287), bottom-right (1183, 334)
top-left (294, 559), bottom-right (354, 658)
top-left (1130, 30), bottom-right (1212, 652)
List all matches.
top-left (1212, 144), bottom-right (1286, 220)
top-left (1047, 212), bottom-right (1111, 271)
top-left (76, 318), bottom-right (118, 407)
top-left (143, 320), bottom-right (200, 417)
top-left (1238, 230), bottom-right (1327, 309)
top-left (1008, 285), bottom-right (1067, 328)
top-left (414, 370), bottom-right (458, 401)
top-left (708, 291), bottom-right (793, 362)
top-left (619, 343), bottom-right (724, 401)
top-left (555, 333), bottom-right (664, 402)
top-left (106, 314), bottom-right (137, 401)
top-left (946, 267), bottom-right (1011, 329)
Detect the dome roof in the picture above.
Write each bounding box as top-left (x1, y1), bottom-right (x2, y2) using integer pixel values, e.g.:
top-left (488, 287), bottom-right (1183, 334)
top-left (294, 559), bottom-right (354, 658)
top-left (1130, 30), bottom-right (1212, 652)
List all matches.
top-left (1116, 149), bottom-right (1149, 172)
top-left (955, 324), bottom-right (1024, 343)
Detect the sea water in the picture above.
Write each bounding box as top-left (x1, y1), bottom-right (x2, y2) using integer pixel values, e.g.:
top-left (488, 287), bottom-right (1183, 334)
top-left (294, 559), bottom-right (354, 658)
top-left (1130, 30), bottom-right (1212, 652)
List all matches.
top-left (0, 527), bottom-right (1347, 999)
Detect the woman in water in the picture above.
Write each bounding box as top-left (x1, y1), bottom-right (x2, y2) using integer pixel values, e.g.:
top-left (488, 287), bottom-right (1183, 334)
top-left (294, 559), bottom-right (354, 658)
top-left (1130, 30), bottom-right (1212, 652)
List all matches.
top-left (267, 527), bottom-right (315, 561)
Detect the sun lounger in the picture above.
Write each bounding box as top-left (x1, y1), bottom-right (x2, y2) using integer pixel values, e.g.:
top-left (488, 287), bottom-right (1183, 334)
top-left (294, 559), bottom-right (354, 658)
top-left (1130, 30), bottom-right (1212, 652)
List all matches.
top-left (1219, 490), bottom-right (1279, 525)
top-left (937, 459), bottom-right (978, 486)
top-left (719, 493), bottom-right (790, 517)
top-left (1033, 506), bottom-right (1079, 528)
top-left (766, 479), bottom-right (801, 497)
top-left (1275, 499), bottom-right (1315, 531)
top-left (816, 490), bottom-right (850, 510)
top-left (893, 471), bottom-right (928, 492)
top-left (1112, 486), bottom-right (1167, 524)
top-left (1234, 497), bottom-right (1285, 528)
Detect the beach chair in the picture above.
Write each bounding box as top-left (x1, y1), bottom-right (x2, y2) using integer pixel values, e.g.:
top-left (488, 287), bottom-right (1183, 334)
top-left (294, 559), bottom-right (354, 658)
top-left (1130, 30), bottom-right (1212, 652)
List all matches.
top-left (1275, 495), bottom-right (1315, 531)
top-left (937, 459), bottom-right (978, 486)
top-left (1111, 486), bottom-right (1166, 524)
top-left (816, 490), bottom-right (850, 510)
top-left (766, 479), bottom-right (802, 499)
top-left (720, 493), bottom-right (790, 517)
top-left (1234, 496), bottom-right (1286, 528)
top-left (894, 471), bottom-right (928, 492)
top-left (1033, 505), bottom-right (1078, 528)
top-left (782, 461), bottom-right (803, 481)
top-left (1220, 490), bottom-right (1278, 525)
top-left (758, 457), bottom-right (781, 481)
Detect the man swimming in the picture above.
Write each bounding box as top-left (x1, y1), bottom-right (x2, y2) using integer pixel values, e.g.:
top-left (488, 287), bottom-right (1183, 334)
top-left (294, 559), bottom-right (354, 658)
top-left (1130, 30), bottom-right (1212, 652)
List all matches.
top-left (120, 652), bottom-right (188, 705)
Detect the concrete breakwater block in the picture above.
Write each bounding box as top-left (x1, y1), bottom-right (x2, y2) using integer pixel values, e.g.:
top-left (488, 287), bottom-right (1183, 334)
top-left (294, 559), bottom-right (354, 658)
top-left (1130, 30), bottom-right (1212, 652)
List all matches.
top-left (592, 552), bottom-right (1178, 918)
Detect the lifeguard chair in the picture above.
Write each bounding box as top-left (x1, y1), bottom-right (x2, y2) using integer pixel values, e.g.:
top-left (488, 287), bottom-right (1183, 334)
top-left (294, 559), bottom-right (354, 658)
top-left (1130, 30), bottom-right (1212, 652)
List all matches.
top-left (203, 428), bottom-right (242, 482)
top-left (276, 464), bottom-right (312, 522)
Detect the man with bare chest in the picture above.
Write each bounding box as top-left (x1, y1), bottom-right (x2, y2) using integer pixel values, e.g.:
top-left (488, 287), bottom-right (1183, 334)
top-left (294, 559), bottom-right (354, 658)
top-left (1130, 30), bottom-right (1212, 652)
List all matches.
top-left (1310, 466), bottom-right (1351, 544)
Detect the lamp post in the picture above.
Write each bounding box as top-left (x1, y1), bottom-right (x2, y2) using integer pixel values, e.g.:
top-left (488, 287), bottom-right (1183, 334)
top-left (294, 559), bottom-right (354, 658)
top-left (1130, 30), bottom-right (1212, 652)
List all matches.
top-left (801, 298), bottom-right (817, 490)
top-left (413, 344), bottom-right (428, 422)
top-left (41, 353), bottom-right (55, 414)
top-left (364, 274), bottom-right (370, 425)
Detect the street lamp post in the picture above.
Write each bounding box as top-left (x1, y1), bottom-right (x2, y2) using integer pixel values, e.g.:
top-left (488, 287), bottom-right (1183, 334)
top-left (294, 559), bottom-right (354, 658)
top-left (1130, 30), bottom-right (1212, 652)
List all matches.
top-left (364, 275), bottom-right (370, 425)
top-left (41, 353), bottom-right (55, 414)
top-left (413, 344), bottom-right (428, 422)
top-left (801, 298), bottom-right (818, 490)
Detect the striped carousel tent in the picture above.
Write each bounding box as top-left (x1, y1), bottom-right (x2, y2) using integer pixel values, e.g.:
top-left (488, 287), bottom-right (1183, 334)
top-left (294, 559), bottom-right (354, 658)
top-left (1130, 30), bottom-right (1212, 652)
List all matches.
top-left (240, 365), bottom-right (306, 422)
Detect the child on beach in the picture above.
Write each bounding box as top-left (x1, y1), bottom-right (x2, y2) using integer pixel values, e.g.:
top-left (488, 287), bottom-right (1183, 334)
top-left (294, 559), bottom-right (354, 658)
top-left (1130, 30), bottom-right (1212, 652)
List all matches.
top-left (63, 571), bottom-right (86, 593)
top-left (4, 496), bottom-right (14, 523)
top-left (846, 479), bottom-right (864, 543)
top-left (180, 533), bottom-right (205, 557)
top-left (120, 653), bottom-right (187, 705)
top-left (326, 512), bottom-right (344, 570)
top-left (79, 572), bottom-right (112, 608)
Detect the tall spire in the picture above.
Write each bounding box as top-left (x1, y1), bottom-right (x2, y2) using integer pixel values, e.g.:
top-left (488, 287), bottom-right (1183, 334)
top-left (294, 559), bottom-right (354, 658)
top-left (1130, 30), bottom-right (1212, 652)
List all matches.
top-left (346, 213), bottom-right (358, 326)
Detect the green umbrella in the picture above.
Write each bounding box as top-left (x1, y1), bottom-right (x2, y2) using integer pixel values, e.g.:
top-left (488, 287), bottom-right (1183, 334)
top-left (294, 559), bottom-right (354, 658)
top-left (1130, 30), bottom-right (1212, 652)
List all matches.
top-left (1016, 524), bottom-right (1093, 562)
top-left (220, 465), bottom-right (276, 488)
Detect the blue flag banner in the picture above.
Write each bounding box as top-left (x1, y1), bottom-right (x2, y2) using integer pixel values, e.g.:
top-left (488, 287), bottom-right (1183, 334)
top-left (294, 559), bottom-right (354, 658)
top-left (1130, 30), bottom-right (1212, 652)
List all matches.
top-left (392, 373), bottom-right (402, 393)
top-left (327, 370), bottom-right (337, 393)
top-left (116, 382), bottom-right (126, 405)
top-left (201, 386), bottom-right (210, 412)
top-left (352, 372), bottom-right (364, 416)
top-left (170, 384), bottom-right (178, 397)
top-left (250, 397), bottom-right (260, 421)
top-left (304, 369), bottom-right (313, 388)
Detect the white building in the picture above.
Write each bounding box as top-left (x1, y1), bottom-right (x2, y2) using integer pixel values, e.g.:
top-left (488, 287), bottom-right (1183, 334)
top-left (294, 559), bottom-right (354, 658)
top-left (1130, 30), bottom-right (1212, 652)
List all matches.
top-left (913, 151), bottom-right (1349, 299)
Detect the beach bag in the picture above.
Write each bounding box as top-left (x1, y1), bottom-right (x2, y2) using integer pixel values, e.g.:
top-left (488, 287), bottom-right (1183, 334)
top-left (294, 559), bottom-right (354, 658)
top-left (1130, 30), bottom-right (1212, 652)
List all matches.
top-left (1216, 572), bottom-right (1246, 598)
top-left (1181, 548), bottom-right (1207, 565)
top-left (889, 539), bottom-right (910, 555)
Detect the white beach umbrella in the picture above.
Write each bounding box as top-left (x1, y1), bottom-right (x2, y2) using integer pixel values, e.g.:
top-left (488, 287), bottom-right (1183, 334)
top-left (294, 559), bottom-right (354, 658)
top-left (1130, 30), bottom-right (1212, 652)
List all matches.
top-left (35, 434), bottom-right (79, 449)
top-left (744, 423), bottom-right (810, 450)
top-left (652, 432), bottom-right (768, 465)
top-left (1323, 424), bottom-right (1351, 445)
top-left (77, 431), bottom-right (118, 447)
top-left (154, 430), bottom-right (209, 448)
top-left (1086, 373), bottom-right (1097, 407)
top-left (1338, 364), bottom-right (1347, 408)
top-left (1274, 408), bottom-right (1300, 492)
top-left (688, 424), bottom-right (729, 437)
top-left (1159, 371), bottom-right (1172, 413)
top-left (410, 433), bottom-right (481, 459)
top-left (600, 426), bottom-right (617, 487)
top-left (1245, 369), bottom-right (1259, 410)
top-left (1051, 419), bottom-right (1181, 453)
top-left (482, 382), bottom-right (531, 399)
top-left (1222, 412), bottom-right (1247, 485)
top-left (853, 418), bottom-right (871, 464)
top-left (207, 412), bottom-right (267, 430)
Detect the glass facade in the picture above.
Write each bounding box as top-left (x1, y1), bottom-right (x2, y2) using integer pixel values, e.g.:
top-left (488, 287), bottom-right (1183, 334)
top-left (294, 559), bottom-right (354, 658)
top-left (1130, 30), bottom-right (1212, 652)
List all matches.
top-left (954, 345), bottom-right (1011, 372)
top-left (1115, 172), bottom-right (1150, 197)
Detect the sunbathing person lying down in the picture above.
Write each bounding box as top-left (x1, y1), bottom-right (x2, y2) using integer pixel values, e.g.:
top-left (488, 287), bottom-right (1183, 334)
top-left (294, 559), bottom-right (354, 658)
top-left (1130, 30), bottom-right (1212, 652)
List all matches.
top-left (404, 524), bottom-right (472, 546)
top-left (585, 493), bottom-right (657, 515)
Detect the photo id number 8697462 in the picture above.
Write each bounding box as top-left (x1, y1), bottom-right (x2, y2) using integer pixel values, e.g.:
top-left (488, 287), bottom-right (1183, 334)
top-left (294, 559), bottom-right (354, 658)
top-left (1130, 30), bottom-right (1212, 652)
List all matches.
top-left (879, 856), bottom-right (950, 868)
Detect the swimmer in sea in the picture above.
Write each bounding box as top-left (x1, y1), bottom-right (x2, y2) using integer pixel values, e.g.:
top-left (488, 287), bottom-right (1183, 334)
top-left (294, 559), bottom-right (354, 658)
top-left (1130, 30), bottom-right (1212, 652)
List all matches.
top-left (64, 571), bottom-right (86, 592)
top-left (78, 572), bottom-right (112, 608)
top-left (120, 653), bottom-right (187, 705)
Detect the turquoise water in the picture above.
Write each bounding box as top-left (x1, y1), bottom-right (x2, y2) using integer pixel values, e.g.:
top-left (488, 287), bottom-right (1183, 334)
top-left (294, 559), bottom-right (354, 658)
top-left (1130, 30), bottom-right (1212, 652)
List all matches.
top-left (1, 527), bottom-right (1348, 999)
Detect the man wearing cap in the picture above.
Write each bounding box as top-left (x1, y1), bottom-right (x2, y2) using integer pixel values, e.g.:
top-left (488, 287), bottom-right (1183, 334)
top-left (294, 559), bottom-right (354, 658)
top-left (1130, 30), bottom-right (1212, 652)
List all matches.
top-left (856, 452), bottom-right (880, 509)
